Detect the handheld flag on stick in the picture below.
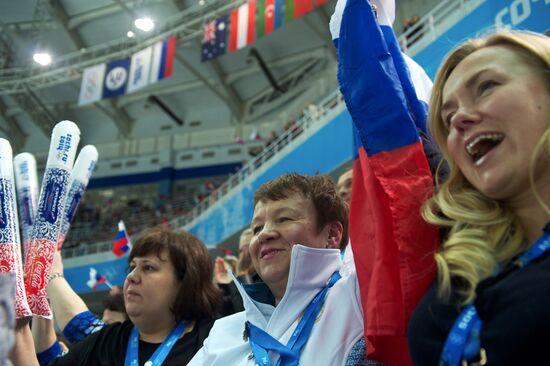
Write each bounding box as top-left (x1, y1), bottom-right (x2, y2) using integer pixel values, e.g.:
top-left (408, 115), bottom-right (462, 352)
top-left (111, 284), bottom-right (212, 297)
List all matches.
top-left (86, 267), bottom-right (112, 291)
top-left (331, 0), bottom-right (439, 364)
top-left (112, 220), bottom-right (132, 257)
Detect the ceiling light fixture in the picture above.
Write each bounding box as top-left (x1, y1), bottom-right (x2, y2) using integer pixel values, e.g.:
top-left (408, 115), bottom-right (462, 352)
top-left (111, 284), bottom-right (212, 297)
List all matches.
top-left (127, 30), bottom-right (135, 38)
top-left (134, 17), bottom-right (155, 32)
top-left (33, 52), bottom-right (52, 66)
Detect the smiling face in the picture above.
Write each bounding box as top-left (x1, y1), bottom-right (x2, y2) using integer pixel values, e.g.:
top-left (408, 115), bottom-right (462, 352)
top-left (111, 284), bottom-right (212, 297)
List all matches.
top-left (249, 193), bottom-right (341, 300)
top-left (123, 250), bottom-right (179, 326)
top-left (441, 45), bottom-right (550, 201)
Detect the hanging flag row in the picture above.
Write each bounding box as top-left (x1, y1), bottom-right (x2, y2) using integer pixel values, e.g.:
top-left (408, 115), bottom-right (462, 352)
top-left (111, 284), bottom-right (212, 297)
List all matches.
top-left (201, 0), bottom-right (330, 62)
top-left (78, 37), bottom-right (177, 106)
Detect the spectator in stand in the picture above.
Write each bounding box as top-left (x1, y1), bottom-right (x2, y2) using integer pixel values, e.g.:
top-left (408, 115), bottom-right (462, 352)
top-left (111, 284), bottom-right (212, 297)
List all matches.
top-left (404, 15), bottom-right (423, 46)
top-left (305, 102), bottom-right (322, 121)
top-left (21, 226), bottom-right (222, 366)
top-left (265, 131), bottom-right (279, 148)
top-left (236, 228), bottom-right (261, 284)
top-left (101, 292), bottom-right (128, 325)
top-left (222, 255), bottom-right (238, 274)
top-left (336, 168), bottom-right (353, 205)
top-left (189, 173), bottom-right (368, 365)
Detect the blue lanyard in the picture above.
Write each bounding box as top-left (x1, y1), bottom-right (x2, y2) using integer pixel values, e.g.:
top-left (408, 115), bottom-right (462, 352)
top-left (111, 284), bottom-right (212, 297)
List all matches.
top-left (440, 226), bottom-right (550, 366)
top-left (124, 320), bottom-right (189, 366)
top-left (246, 271), bottom-right (341, 366)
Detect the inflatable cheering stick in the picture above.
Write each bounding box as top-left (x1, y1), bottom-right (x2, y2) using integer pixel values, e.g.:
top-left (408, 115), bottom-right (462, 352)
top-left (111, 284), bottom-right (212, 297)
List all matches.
top-left (13, 153), bottom-right (39, 265)
top-left (24, 120), bottom-right (80, 317)
top-left (0, 139), bottom-right (32, 318)
top-left (57, 145), bottom-right (98, 250)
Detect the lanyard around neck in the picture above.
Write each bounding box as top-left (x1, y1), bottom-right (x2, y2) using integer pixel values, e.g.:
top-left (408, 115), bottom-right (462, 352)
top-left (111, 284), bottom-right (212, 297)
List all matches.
top-left (246, 270), bottom-right (341, 366)
top-left (440, 225), bottom-right (550, 366)
top-left (124, 320), bottom-right (189, 366)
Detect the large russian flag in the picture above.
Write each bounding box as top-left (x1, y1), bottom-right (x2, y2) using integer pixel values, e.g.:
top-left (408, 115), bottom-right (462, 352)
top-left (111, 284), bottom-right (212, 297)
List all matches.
top-left (149, 36), bottom-right (176, 84)
top-left (229, 1), bottom-right (257, 52)
top-left (331, 0), bottom-right (439, 364)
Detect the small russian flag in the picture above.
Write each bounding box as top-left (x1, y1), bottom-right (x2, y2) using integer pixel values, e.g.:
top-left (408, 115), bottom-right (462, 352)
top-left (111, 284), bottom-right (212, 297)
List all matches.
top-left (112, 220), bottom-right (132, 257)
top-left (86, 267), bottom-right (112, 291)
top-left (149, 36), bottom-right (176, 84)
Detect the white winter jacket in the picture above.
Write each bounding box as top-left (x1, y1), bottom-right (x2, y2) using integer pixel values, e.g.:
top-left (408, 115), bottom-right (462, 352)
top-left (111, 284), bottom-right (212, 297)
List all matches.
top-left (189, 244), bottom-right (364, 366)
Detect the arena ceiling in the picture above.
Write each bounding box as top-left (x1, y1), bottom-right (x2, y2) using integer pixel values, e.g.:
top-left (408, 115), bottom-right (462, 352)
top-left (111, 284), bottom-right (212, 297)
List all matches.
top-left (0, 0), bottom-right (340, 156)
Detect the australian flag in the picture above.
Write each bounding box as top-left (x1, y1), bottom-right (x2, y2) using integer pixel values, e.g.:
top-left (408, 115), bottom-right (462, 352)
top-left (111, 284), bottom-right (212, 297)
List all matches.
top-left (112, 220), bottom-right (132, 257)
top-left (201, 15), bottom-right (229, 62)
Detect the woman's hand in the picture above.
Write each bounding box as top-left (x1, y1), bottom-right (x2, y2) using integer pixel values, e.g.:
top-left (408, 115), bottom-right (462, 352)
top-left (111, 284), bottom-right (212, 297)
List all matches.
top-left (214, 257), bottom-right (231, 285)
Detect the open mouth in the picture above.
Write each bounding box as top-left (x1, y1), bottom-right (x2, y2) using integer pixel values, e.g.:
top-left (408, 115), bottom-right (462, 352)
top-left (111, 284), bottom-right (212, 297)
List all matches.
top-left (466, 133), bottom-right (504, 163)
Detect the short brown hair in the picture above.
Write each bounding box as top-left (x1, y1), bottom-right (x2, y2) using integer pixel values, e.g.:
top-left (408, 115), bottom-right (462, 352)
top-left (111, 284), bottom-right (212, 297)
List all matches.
top-left (102, 293), bottom-right (126, 313)
top-left (129, 226), bottom-right (222, 321)
top-left (253, 173), bottom-right (349, 248)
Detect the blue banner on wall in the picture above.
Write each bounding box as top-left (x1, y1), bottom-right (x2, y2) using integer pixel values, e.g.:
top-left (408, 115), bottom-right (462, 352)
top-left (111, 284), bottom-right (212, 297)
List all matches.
top-left (65, 256), bottom-right (129, 293)
top-left (415, 0), bottom-right (550, 78)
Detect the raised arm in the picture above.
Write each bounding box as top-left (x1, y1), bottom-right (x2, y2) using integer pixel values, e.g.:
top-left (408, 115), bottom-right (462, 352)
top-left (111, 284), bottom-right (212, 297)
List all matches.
top-left (46, 250), bottom-right (90, 330)
top-left (331, 0), bottom-right (440, 364)
top-left (11, 322), bottom-right (39, 366)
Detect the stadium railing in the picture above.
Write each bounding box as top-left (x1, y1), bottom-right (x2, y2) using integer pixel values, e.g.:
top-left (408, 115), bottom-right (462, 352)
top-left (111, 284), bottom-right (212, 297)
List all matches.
top-left (61, 0), bottom-right (484, 257)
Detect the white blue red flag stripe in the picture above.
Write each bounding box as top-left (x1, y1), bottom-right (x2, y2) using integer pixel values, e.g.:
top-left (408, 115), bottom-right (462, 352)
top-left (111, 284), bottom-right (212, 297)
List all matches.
top-left (331, 0), bottom-right (439, 364)
top-left (149, 37), bottom-right (176, 84)
top-left (112, 220), bottom-right (132, 257)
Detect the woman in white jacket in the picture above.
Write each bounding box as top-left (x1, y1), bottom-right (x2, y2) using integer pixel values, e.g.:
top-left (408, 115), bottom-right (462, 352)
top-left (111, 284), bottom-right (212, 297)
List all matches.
top-left (189, 173), bottom-right (369, 366)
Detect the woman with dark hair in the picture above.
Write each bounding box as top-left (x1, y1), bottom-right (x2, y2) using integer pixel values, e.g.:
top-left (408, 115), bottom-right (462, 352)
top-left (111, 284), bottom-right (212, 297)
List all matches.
top-left (29, 225), bottom-right (222, 366)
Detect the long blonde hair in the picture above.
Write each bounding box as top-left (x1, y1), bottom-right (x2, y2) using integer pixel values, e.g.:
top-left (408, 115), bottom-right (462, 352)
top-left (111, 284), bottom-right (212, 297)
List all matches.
top-left (423, 31), bottom-right (550, 305)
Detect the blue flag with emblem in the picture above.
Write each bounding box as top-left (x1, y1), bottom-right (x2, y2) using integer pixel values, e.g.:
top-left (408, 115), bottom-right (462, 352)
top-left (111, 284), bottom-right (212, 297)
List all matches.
top-left (103, 58), bottom-right (130, 98)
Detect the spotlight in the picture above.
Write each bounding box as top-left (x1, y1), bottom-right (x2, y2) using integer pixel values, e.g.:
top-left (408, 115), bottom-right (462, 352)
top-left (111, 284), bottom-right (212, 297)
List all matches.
top-left (134, 18), bottom-right (154, 32)
top-left (127, 30), bottom-right (135, 38)
top-left (33, 52), bottom-right (52, 66)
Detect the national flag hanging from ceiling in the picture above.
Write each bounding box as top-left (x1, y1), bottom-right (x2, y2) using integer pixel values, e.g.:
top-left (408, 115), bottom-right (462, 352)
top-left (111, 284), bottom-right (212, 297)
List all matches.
top-left (112, 220), bottom-right (132, 257)
top-left (102, 58), bottom-right (130, 99)
top-left (78, 64), bottom-right (106, 106)
top-left (331, 0), bottom-right (439, 365)
top-left (127, 46), bottom-right (153, 93)
top-left (257, 0), bottom-right (284, 37)
top-left (229, 0), bottom-right (257, 52)
top-left (285, 0), bottom-right (313, 21)
top-left (201, 15), bottom-right (229, 62)
top-left (149, 36), bottom-right (177, 84)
